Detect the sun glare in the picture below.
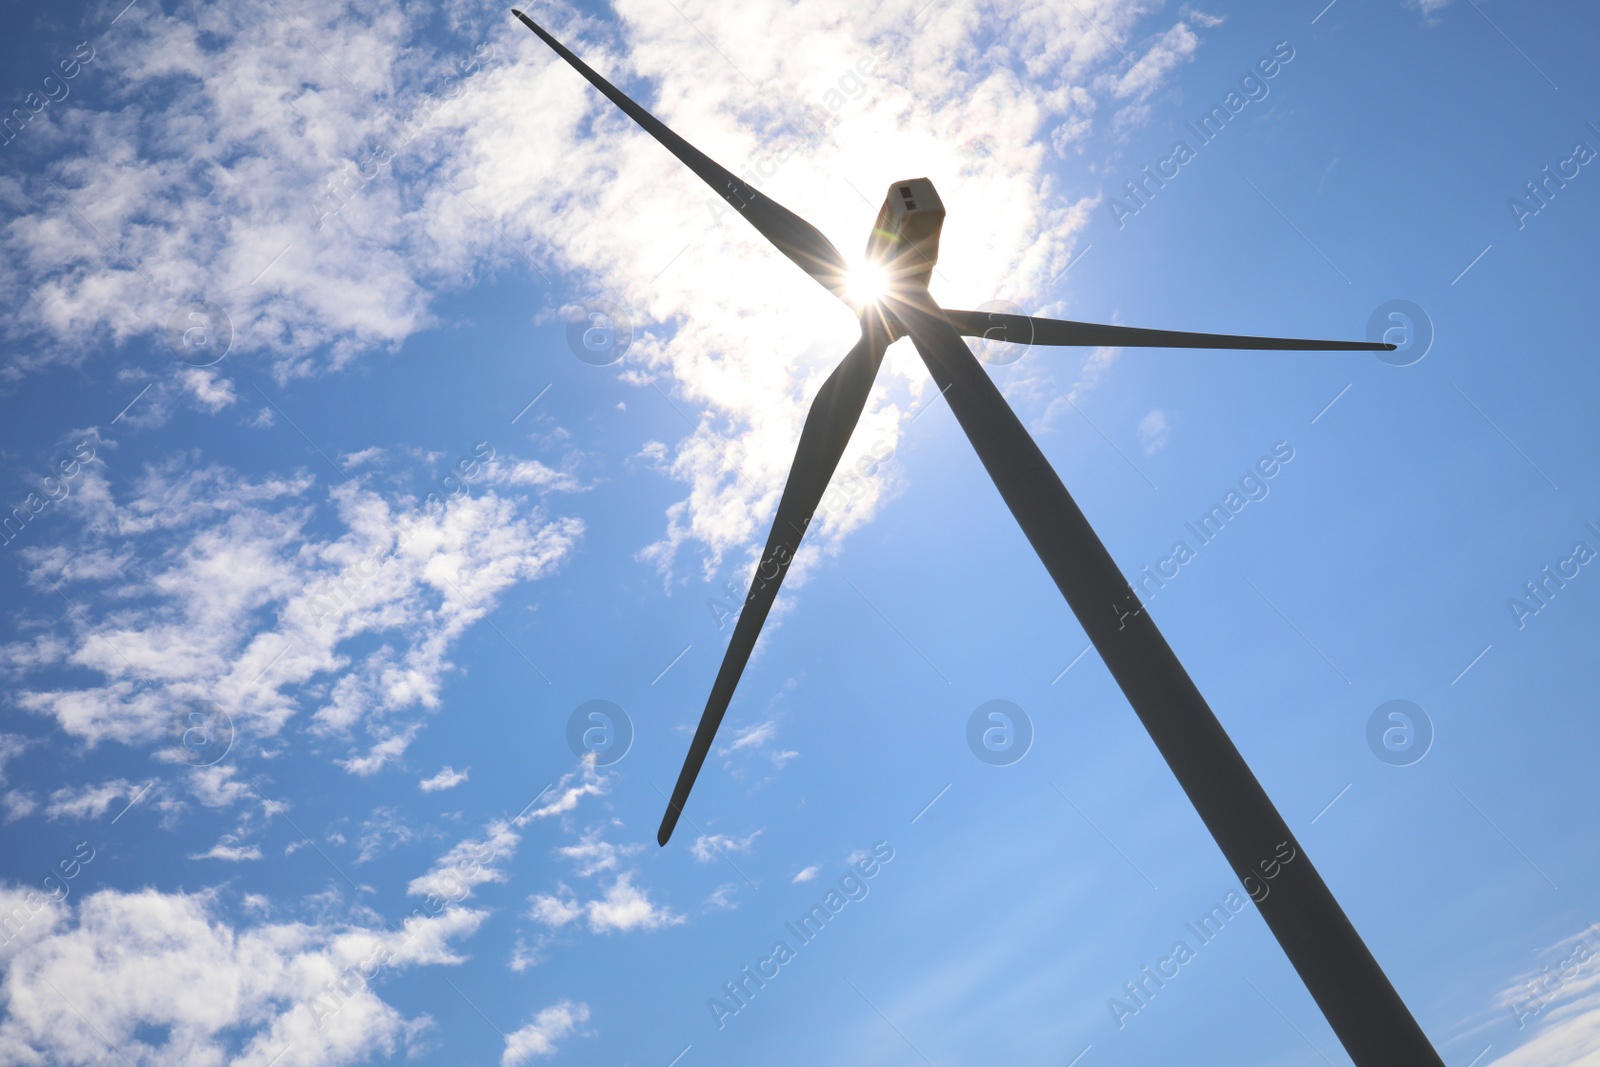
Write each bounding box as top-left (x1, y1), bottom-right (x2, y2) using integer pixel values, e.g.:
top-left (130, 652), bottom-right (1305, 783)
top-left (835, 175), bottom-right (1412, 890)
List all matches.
top-left (843, 260), bottom-right (889, 306)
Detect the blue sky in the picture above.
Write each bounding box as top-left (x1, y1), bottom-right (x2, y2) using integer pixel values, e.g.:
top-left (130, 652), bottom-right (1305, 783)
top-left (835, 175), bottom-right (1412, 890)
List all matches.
top-left (1, 0), bottom-right (1597, 1064)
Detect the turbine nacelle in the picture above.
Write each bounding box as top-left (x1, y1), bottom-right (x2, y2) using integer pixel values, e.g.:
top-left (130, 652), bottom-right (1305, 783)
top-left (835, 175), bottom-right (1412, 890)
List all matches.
top-left (846, 178), bottom-right (946, 325)
top-left (866, 177), bottom-right (945, 293)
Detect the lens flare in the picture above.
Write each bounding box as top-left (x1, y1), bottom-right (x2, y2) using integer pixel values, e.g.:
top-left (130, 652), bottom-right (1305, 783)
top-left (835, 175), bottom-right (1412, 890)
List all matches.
top-left (843, 260), bottom-right (890, 306)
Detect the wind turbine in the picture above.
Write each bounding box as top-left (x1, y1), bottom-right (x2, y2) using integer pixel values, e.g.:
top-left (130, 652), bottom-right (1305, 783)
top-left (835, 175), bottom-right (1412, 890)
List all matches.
top-left (512, 10), bottom-right (1442, 1065)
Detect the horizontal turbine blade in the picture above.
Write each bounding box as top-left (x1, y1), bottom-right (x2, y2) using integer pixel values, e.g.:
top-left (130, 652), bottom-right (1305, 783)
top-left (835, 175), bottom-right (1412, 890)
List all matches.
top-left (942, 309), bottom-right (1395, 351)
top-left (512, 10), bottom-right (851, 299)
top-left (659, 323), bottom-right (892, 846)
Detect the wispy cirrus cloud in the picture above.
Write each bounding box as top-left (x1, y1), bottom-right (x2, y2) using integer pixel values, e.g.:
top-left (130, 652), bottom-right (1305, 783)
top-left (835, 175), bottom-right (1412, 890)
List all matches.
top-left (690, 829), bottom-right (763, 863)
top-left (1483, 922), bottom-right (1600, 1066)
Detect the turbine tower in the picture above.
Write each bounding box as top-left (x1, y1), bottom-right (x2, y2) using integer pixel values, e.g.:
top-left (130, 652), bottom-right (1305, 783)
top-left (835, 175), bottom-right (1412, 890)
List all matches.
top-left (512, 10), bottom-right (1443, 1064)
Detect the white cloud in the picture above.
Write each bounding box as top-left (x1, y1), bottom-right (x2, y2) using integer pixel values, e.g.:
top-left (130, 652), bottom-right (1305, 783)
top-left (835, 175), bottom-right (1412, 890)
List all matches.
top-left (0, 0), bottom-right (1189, 583)
top-left (190, 835), bottom-right (263, 862)
top-left (527, 889), bottom-right (582, 928)
top-left (355, 806), bottom-right (417, 863)
top-left (186, 764), bottom-right (253, 809)
top-left (0, 883), bottom-right (69, 962)
top-left (419, 765), bottom-right (470, 791)
top-left (480, 457), bottom-right (583, 494)
top-left (501, 1000), bottom-right (590, 1065)
top-left (508, 937), bottom-right (542, 973)
top-left (1065, 346), bottom-right (1121, 405)
top-left (718, 717), bottom-right (798, 770)
top-left (527, 873), bottom-right (681, 934)
top-left (512, 760), bottom-right (608, 825)
top-left (5, 458), bottom-right (581, 779)
top-left (1485, 922), bottom-right (1600, 1066)
top-left (338, 722), bottom-right (424, 777)
top-left (1487, 1000), bottom-right (1600, 1066)
top-left (43, 778), bottom-right (148, 821)
top-left (386, 906), bottom-right (489, 968)
top-left (180, 367), bottom-right (238, 411)
top-left (584, 872), bottom-right (683, 934)
top-left (1030, 345), bottom-right (1123, 432)
top-left (2, 792), bottom-right (37, 823)
top-left (408, 819), bottom-right (520, 902)
top-left (0, 6), bottom-right (442, 379)
top-left (1138, 408), bottom-right (1171, 455)
top-left (724, 719), bottom-right (777, 752)
top-left (705, 883), bottom-right (740, 910)
top-left (0, 734), bottom-right (32, 783)
top-left (407, 763), bottom-right (610, 912)
top-left (341, 446), bottom-right (385, 468)
top-left (0, 884), bottom-right (471, 1065)
top-left (556, 832), bottom-right (641, 878)
top-left (690, 829), bottom-right (764, 863)
top-left (792, 865), bottom-right (821, 883)
top-left (1104, 19), bottom-right (1206, 103)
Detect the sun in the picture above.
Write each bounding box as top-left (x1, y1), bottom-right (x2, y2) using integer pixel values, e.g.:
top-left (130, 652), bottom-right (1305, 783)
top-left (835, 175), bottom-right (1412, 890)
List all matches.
top-left (843, 260), bottom-right (890, 307)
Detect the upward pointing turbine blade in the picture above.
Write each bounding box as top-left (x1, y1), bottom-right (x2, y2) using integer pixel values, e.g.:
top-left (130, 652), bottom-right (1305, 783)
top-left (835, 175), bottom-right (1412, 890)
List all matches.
top-left (941, 308), bottom-right (1395, 351)
top-left (512, 10), bottom-right (852, 299)
top-left (658, 324), bottom-right (892, 845)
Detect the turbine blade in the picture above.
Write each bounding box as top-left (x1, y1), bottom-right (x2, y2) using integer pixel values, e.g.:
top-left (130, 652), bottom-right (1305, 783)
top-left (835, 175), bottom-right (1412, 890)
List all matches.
top-left (942, 309), bottom-right (1395, 351)
top-left (658, 324), bottom-right (891, 846)
top-left (886, 284), bottom-right (1443, 1067)
top-left (512, 10), bottom-right (851, 299)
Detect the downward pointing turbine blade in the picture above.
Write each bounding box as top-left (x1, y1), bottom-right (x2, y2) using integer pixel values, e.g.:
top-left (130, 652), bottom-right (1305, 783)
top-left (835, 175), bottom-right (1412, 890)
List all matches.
top-left (658, 325), bottom-right (891, 846)
top-left (886, 284), bottom-right (1443, 1066)
top-left (942, 309), bottom-right (1395, 351)
top-left (511, 10), bottom-right (851, 299)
